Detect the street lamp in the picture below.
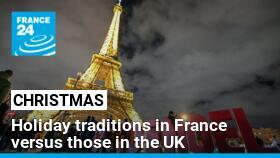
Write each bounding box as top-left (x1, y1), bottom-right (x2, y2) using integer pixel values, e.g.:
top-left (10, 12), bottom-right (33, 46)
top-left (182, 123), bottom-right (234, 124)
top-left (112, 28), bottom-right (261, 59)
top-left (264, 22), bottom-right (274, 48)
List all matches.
top-left (180, 113), bottom-right (188, 121)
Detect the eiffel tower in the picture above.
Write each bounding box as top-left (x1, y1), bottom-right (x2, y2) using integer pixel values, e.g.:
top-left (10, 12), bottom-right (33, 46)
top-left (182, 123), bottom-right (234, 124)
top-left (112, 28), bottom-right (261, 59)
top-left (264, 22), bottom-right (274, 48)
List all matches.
top-left (26, 1), bottom-right (142, 123)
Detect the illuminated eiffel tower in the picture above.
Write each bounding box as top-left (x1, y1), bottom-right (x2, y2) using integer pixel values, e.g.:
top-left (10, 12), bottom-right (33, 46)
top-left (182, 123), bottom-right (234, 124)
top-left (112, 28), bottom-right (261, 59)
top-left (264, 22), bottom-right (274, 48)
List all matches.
top-left (27, 1), bottom-right (142, 123)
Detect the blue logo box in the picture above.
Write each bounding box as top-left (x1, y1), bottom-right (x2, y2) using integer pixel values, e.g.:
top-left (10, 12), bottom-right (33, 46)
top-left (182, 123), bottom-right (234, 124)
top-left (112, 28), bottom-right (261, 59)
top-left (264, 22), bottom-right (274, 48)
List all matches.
top-left (12, 12), bottom-right (56, 56)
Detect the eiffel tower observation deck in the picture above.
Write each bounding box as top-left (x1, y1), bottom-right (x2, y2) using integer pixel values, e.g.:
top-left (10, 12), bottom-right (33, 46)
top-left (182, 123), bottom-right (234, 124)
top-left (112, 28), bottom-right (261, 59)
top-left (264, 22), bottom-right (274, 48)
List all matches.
top-left (27, 0), bottom-right (142, 123)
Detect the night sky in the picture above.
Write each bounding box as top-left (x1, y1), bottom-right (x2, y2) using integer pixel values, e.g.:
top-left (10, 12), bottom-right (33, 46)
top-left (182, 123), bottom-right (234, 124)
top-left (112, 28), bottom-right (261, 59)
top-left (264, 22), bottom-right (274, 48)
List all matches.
top-left (0, 0), bottom-right (280, 128)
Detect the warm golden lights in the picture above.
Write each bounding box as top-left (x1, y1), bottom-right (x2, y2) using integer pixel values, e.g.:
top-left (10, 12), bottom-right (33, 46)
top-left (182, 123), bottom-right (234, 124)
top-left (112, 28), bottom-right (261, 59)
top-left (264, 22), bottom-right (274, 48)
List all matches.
top-left (27, 1), bottom-right (142, 123)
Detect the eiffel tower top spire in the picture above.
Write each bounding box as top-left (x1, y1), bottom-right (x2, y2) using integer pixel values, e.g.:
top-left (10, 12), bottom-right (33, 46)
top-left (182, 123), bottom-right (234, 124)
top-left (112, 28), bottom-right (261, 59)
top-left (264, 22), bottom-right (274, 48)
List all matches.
top-left (99, 1), bottom-right (123, 57)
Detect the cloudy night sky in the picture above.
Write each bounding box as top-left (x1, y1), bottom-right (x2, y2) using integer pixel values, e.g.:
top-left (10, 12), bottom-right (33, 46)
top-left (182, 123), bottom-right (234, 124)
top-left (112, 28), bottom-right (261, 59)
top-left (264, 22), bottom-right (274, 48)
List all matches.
top-left (0, 0), bottom-right (280, 128)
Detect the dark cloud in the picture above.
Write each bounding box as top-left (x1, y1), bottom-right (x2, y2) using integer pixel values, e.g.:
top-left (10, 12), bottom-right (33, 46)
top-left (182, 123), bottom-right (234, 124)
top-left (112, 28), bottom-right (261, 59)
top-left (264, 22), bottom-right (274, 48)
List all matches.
top-left (0, 0), bottom-right (280, 128)
top-left (121, 0), bottom-right (280, 128)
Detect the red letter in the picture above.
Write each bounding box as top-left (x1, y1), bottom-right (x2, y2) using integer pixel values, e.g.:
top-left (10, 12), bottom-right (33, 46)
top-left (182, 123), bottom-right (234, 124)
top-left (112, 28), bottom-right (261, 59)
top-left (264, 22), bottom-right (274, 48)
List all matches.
top-left (187, 114), bottom-right (214, 153)
top-left (209, 109), bottom-right (245, 152)
top-left (233, 108), bottom-right (278, 153)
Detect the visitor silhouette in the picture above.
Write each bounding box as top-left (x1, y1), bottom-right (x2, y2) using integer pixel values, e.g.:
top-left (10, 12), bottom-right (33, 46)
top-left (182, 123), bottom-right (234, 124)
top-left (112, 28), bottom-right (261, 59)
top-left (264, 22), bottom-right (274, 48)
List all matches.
top-left (0, 70), bottom-right (13, 104)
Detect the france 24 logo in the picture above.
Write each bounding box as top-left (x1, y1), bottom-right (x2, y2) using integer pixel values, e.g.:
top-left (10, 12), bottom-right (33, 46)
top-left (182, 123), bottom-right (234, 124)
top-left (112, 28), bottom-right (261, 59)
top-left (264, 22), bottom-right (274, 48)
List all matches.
top-left (12, 12), bottom-right (56, 56)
